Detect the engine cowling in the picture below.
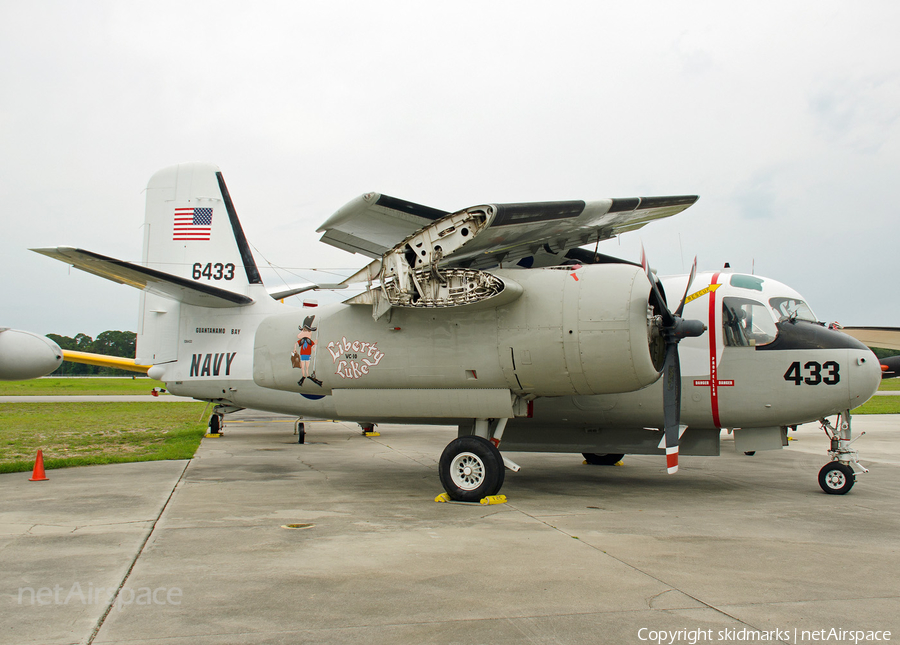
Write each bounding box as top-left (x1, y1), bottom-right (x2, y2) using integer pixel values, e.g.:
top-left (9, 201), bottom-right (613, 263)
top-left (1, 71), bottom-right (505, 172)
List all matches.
top-left (494, 263), bottom-right (662, 396)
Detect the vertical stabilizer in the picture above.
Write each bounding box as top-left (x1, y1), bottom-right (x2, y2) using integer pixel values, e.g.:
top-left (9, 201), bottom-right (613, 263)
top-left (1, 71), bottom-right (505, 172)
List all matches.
top-left (136, 163), bottom-right (263, 364)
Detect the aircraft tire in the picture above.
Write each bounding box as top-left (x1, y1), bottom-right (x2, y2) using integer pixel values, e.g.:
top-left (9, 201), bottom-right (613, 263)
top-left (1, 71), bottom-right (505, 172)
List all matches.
top-left (439, 436), bottom-right (505, 502)
top-left (208, 414), bottom-right (221, 434)
top-left (582, 453), bottom-right (624, 466)
top-left (818, 462), bottom-right (855, 495)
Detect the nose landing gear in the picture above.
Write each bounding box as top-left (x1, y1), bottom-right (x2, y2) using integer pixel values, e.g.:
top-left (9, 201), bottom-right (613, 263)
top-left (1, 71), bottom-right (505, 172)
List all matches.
top-left (817, 410), bottom-right (867, 495)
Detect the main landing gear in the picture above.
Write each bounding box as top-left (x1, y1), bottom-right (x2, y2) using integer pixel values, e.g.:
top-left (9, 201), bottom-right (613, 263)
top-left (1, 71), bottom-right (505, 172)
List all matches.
top-left (438, 418), bottom-right (520, 502)
top-left (439, 436), bottom-right (504, 502)
top-left (817, 410), bottom-right (867, 495)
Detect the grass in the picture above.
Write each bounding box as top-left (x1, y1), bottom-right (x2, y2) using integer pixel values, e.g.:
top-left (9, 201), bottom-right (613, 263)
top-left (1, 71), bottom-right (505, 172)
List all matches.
top-left (0, 402), bottom-right (209, 474)
top-left (0, 377), bottom-right (157, 396)
top-left (851, 377), bottom-right (900, 414)
top-left (877, 378), bottom-right (900, 391)
top-left (853, 396), bottom-right (900, 415)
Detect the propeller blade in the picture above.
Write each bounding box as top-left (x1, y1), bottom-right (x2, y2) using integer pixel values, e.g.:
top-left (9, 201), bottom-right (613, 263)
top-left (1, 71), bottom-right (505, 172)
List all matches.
top-left (641, 247), bottom-right (705, 475)
top-left (674, 256), bottom-right (698, 318)
top-left (641, 244), bottom-right (674, 327)
top-left (662, 341), bottom-right (681, 474)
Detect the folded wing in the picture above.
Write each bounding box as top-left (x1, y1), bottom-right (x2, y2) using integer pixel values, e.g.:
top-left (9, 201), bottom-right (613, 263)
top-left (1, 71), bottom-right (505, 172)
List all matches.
top-left (319, 194), bottom-right (698, 270)
top-left (319, 193), bottom-right (698, 318)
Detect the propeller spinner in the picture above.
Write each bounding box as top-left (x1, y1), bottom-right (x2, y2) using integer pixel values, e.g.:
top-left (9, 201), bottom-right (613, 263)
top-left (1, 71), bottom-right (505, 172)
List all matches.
top-left (640, 247), bottom-right (707, 474)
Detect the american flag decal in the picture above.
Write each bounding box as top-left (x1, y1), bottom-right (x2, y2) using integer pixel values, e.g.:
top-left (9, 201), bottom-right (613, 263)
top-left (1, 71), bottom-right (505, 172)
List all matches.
top-left (173, 207), bottom-right (213, 241)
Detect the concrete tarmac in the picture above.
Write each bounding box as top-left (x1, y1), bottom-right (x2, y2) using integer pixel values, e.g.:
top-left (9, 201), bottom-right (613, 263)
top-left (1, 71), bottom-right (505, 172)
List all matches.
top-left (2, 412), bottom-right (899, 645)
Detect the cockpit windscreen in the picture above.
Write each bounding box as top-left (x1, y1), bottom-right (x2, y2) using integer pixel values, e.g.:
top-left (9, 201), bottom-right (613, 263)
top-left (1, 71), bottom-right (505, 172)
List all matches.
top-left (769, 297), bottom-right (816, 322)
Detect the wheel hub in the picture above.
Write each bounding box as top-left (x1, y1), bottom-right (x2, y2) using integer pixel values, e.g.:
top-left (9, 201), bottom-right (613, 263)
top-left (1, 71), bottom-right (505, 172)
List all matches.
top-left (825, 469), bottom-right (846, 489)
top-left (450, 452), bottom-right (485, 491)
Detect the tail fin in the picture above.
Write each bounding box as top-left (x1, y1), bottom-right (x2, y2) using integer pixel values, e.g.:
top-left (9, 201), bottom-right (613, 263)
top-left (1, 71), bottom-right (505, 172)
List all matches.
top-left (34, 163), bottom-right (266, 366)
top-left (142, 162), bottom-right (262, 287)
top-left (137, 163), bottom-right (264, 364)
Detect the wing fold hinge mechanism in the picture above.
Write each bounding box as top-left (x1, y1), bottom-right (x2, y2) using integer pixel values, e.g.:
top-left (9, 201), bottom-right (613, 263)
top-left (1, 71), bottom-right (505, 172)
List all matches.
top-left (342, 206), bottom-right (518, 318)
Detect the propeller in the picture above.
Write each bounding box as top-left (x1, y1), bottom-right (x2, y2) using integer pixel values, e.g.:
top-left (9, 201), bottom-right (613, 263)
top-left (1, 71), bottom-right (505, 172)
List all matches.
top-left (640, 247), bottom-right (707, 474)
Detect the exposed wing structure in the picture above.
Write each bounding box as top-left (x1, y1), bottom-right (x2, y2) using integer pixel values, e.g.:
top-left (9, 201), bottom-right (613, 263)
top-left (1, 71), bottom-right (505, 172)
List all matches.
top-left (32, 247), bottom-right (254, 308)
top-left (321, 194), bottom-right (698, 318)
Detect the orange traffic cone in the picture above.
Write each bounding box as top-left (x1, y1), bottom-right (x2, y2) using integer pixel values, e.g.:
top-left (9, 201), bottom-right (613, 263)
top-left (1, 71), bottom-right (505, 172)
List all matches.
top-left (29, 450), bottom-right (48, 481)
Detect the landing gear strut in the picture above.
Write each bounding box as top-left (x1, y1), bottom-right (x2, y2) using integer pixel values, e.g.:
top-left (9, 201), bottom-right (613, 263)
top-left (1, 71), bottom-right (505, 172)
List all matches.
top-left (817, 410), bottom-right (867, 495)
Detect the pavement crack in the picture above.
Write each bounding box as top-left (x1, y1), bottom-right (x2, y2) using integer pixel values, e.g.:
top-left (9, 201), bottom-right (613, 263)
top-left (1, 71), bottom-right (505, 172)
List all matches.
top-left (72, 520), bottom-right (156, 531)
top-left (368, 437), bottom-right (437, 469)
top-left (297, 460), bottom-right (330, 479)
top-left (86, 459), bottom-right (191, 645)
top-left (646, 588), bottom-right (673, 608)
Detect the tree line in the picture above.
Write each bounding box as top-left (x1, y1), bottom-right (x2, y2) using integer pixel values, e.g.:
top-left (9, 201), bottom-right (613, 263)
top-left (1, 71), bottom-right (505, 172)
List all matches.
top-left (47, 330), bottom-right (140, 376)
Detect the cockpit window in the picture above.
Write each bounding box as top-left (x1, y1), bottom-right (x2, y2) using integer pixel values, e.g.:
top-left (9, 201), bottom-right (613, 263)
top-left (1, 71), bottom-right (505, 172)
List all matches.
top-left (729, 274), bottom-right (764, 291)
top-left (722, 297), bottom-right (778, 347)
top-left (769, 297), bottom-right (816, 322)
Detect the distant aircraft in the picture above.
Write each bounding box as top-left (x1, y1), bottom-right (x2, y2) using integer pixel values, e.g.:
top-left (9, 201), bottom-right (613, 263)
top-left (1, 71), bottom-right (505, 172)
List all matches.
top-left (0, 328), bottom-right (62, 380)
top-left (33, 163), bottom-right (881, 499)
top-left (881, 356), bottom-right (900, 378)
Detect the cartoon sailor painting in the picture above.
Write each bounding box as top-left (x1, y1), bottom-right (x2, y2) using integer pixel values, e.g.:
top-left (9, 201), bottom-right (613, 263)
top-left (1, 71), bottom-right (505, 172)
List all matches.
top-left (292, 315), bottom-right (322, 387)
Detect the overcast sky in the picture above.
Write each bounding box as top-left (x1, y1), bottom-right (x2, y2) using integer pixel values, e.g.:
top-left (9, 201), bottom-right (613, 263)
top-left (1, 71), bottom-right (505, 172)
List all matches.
top-left (2, 1), bottom-right (898, 337)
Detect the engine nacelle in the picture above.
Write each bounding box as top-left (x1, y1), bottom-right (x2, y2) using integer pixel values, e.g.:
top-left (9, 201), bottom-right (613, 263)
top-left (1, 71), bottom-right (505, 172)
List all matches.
top-left (252, 264), bottom-right (661, 398)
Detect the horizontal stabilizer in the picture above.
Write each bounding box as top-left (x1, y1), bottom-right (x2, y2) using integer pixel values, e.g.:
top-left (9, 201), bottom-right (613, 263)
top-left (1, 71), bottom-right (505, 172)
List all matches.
top-left (32, 247), bottom-right (254, 308)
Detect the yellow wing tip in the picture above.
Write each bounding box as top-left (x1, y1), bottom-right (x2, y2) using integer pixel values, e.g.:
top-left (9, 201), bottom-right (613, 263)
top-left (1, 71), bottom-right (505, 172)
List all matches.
top-left (62, 350), bottom-right (151, 374)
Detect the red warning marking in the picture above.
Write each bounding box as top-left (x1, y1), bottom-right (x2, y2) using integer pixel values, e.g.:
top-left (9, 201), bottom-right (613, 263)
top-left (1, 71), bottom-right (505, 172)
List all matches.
top-left (708, 273), bottom-right (722, 428)
top-left (666, 451), bottom-right (678, 469)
